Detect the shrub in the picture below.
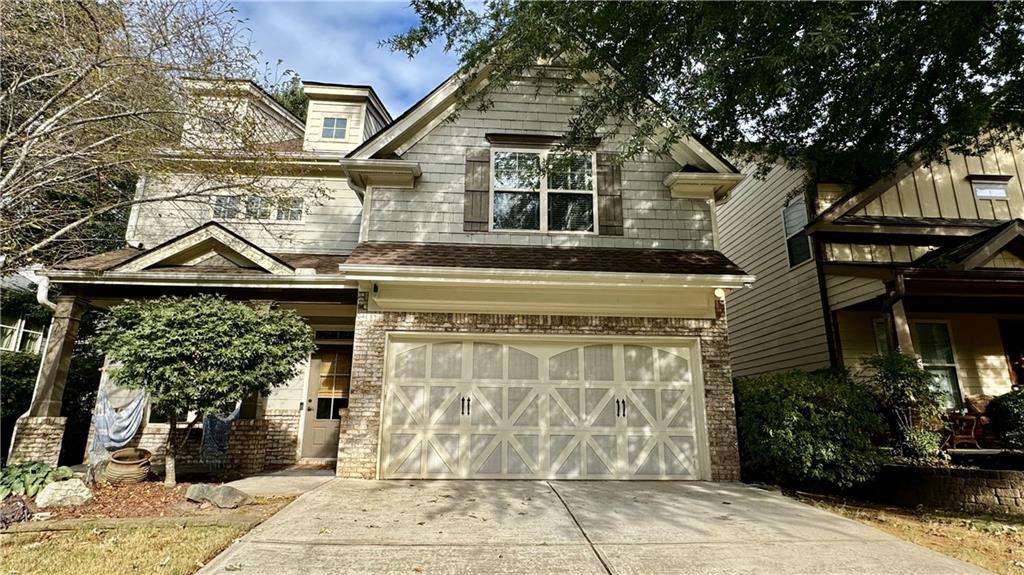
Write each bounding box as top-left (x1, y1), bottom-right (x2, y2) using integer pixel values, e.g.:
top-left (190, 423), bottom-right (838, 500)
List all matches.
top-left (861, 352), bottom-right (946, 463)
top-left (988, 389), bottom-right (1024, 449)
top-left (0, 351), bottom-right (40, 464)
top-left (734, 368), bottom-right (887, 490)
top-left (0, 462), bottom-right (73, 500)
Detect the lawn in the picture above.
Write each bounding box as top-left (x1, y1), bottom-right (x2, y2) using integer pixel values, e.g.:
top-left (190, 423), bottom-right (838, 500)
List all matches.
top-left (0, 482), bottom-right (293, 575)
top-left (798, 495), bottom-right (1024, 575)
top-left (1, 525), bottom-right (245, 575)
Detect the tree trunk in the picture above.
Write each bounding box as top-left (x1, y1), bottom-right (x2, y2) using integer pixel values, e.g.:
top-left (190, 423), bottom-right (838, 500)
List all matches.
top-left (164, 413), bottom-right (177, 487)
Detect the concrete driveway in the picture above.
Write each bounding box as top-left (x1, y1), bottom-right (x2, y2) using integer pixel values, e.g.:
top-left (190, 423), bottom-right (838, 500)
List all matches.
top-left (198, 480), bottom-right (987, 575)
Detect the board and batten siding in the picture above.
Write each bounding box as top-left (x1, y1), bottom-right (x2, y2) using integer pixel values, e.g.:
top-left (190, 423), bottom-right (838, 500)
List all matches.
top-left (364, 77), bottom-right (713, 249)
top-left (854, 141), bottom-right (1024, 221)
top-left (126, 174), bottom-right (363, 254)
top-left (718, 162), bottom-right (831, 377)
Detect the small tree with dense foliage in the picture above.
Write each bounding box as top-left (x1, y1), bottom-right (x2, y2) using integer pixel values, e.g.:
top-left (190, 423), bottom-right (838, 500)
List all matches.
top-left (94, 295), bottom-right (314, 485)
top-left (734, 368), bottom-right (887, 490)
top-left (862, 352), bottom-right (947, 463)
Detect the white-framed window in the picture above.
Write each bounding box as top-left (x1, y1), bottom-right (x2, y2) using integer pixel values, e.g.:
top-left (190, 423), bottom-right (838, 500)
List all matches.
top-left (971, 180), bottom-right (1009, 199)
top-left (211, 195), bottom-right (304, 222)
top-left (914, 321), bottom-right (962, 409)
top-left (0, 313), bottom-right (47, 354)
top-left (321, 117), bottom-right (348, 140)
top-left (276, 197), bottom-right (304, 221)
top-left (782, 195), bottom-right (812, 267)
top-left (490, 148), bottom-right (597, 233)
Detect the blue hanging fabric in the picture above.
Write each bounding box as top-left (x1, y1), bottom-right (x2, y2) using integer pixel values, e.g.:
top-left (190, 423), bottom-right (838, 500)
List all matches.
top-left (200, 403), bottom-right (242, 469)
top-left (88, 383), bottom-right (147, 466)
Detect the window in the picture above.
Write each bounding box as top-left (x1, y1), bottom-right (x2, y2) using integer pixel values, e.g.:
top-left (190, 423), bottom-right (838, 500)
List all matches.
top-left (212, 195), bottom-right (302, 222)
top-left (915, 322), bottom-right (962, 409)
top-left (0, 313), bottom-right (17, 351)
top-left (18, 318), bottom-right (46, 353)
top-left (212, 195), bottom-right (241, 219)
top-left (782, 196), bottom-right (812, 266)
top-left (491, 149), bottom-right (596, 233)
top-left (872, 318), bottom-right (892, 354)
top-left (315, 330), bottom-right (355, 341)
top-left (321, 117), bottom-right (348, 140)
top-left (276, 197), bottom-right (303, 221)
top-left (972, 181), bottom-right (1009, 199)
top-left (315, 346), bottom-right (351, 420)
top-left (244, 196), bottom-right (272, 220)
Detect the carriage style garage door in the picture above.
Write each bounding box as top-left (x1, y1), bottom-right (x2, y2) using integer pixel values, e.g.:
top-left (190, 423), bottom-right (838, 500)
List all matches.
top-left (379, 336), bottom-right (710, 480)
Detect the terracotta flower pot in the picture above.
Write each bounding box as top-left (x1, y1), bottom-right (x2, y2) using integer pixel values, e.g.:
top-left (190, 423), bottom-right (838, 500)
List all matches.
top-left (103, 448), bottom-right (152, 484)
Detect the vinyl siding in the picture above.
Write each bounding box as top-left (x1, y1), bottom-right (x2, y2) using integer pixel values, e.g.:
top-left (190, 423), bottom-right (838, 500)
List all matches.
top-left (303, 101), bottom-right (366, 153)
top-left (364, 76), bottom-right (714, 249)
top-left (826, 275), bottom-right (885, 311)
top-left (127, 173), bottom-right (362, 254)
top-left (718, 162), bottom-right (831, 377)
top-left (855, 141), bottom-right (1024, 221)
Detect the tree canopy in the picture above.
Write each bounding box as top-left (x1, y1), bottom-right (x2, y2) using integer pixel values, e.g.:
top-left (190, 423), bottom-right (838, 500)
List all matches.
top-left (94, 295), bottom-right (314, 483)
top-left (391, 1), bottom-right (1024, 185)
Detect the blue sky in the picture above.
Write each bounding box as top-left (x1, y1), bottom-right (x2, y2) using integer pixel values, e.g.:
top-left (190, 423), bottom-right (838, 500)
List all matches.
top-left (234, 0), bottom-right (460, 116)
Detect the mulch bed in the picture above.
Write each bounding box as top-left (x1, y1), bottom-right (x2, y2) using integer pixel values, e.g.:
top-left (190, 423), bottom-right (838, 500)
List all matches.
top-left (33, 482), bottom-right (200, 520)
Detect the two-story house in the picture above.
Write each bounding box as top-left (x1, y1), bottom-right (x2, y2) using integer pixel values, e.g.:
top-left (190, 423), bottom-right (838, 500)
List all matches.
top-left (719, 147), bottom-right (1024, 409)
top-left (10, 68), bottom-right (754, 482)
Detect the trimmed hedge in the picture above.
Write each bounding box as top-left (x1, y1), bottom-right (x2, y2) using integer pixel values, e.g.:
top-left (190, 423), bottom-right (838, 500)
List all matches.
top-left (988, 389), bottom-right (1024, 450)
top-left (735, 368), bottom-right (887, 489)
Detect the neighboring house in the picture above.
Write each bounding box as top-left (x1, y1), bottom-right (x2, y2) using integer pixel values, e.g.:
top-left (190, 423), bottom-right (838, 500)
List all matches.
top-left (10, 69), bottom-right (754, 482)
top-left (719, 146), bottom-right (1024, 408)
top-left (0, 273), bottom-right (48, 354)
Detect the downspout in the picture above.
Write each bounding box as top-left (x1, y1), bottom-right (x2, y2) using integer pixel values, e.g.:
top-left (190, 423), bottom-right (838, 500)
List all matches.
top-left (36, 274), bottom-right (57, 310)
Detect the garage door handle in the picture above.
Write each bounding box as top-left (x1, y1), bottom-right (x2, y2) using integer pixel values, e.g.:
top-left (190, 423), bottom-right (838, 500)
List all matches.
top-left (461, 397), bottom-right (466, 415)
top-left (621, 400), bottom-right (627, 418)
top-left (615, 399), bottom-right (621, 417)
top-left (466, 397), bottom-right (471, 415)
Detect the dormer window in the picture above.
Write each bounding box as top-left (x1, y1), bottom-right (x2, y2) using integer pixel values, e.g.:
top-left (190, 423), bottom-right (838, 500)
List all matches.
top-left (321, 117), bottom-right (348, 140)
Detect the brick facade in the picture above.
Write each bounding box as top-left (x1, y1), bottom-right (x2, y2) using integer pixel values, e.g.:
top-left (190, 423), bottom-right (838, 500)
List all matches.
top-left (263, 409), bottom-right (300, 466)
top-left (338, 291), bottom-right (741, 481)
top-left (8, 416), bottom-right (66, 465)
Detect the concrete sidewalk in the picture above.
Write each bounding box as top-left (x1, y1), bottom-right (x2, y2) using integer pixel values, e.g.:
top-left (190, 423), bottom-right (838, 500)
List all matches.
top-left (226, 467), bottom-right (334, 497)
top-left (198, 480), bottom-right (989, 575)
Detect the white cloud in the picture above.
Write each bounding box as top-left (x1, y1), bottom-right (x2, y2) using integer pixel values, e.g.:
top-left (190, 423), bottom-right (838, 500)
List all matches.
top-left (234, 0), bottom-right (459, 116)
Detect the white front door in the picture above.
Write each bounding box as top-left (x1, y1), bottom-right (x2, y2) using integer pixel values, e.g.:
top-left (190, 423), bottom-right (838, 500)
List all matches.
top-left (301, 345), bottom-right (352, 459)
top-left (380, 337), bottom-right (709, 479)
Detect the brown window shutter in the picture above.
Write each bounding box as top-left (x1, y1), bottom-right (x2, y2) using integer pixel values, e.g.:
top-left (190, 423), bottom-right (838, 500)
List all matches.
top-left (597, 152), bottom-right (623, 235)
top-left (464, 148), bottom-right (490, 232)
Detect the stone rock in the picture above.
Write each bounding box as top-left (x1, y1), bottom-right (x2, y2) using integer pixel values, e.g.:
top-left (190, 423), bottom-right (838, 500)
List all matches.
top-left (184, 483), bottom-right (251, 509)
top-left (185, 483), bottom-right (213, 503)
top-left (207, 485), bottom-right (252, 509)
top-left (35, 479), bottom-right (93, 508)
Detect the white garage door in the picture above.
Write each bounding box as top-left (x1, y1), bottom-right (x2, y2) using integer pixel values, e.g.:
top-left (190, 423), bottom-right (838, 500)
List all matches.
top-left (379, 337), bottom-right (709, 480)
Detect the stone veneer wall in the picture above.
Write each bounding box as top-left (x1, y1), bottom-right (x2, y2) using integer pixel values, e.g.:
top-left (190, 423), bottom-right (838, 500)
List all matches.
top-left (337, 292), bottom-right (741, 480)
top-left (872, 464), bottom-right (1023, 516)
top-left (8, 417), bottom-right (66, 465)
top-left (264, 409), bottom-right (300, 466)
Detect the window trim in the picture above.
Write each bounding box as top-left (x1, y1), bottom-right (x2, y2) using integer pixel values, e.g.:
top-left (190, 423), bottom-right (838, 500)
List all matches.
top-left (321, 116), bottom-right (349, 140)
top-left (488, 147), bottom-right (599, 235)
top-left (781, 195), bottom-right (813, 269)
top-left (913, 320), bottom-right (964, 409)
top-left (210, 194), bottom-right (305, 224)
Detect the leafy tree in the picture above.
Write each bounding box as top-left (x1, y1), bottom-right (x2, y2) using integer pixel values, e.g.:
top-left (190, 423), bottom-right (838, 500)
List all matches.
top-left (0, 0), bottom-right (319, 270)
top-left (94, 295), bottom-right (315, 485)
top-left (391, 1), bottom-right (1024, 186)
top-left (862, 352), bottom-right (946, 462)
top-left (269, 71), bottom-right (309, 122)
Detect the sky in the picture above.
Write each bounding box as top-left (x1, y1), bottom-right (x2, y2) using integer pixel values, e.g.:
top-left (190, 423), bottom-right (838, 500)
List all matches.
top-left (234, 0), bottom-right (460, 117)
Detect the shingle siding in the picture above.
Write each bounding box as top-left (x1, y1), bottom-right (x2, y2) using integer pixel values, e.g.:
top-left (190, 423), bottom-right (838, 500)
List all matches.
top-left (366, 78), bottom-right (714, 249)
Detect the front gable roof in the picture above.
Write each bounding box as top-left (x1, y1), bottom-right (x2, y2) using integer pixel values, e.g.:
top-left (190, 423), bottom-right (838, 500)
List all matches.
top-left (112, 222), bottom-right (296, 275)
top-left (345, 65), bottom-right (738, 176)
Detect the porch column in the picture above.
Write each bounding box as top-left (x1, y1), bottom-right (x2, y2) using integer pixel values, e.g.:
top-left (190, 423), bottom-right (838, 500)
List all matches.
top-left (891, 299), bottom-right (916, 356)
top-left (8, 296), bottom-right (87, 465)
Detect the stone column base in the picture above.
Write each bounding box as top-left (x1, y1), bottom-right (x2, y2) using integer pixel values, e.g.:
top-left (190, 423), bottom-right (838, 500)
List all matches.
top-left (8, 416), bottom-right (66, 465)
